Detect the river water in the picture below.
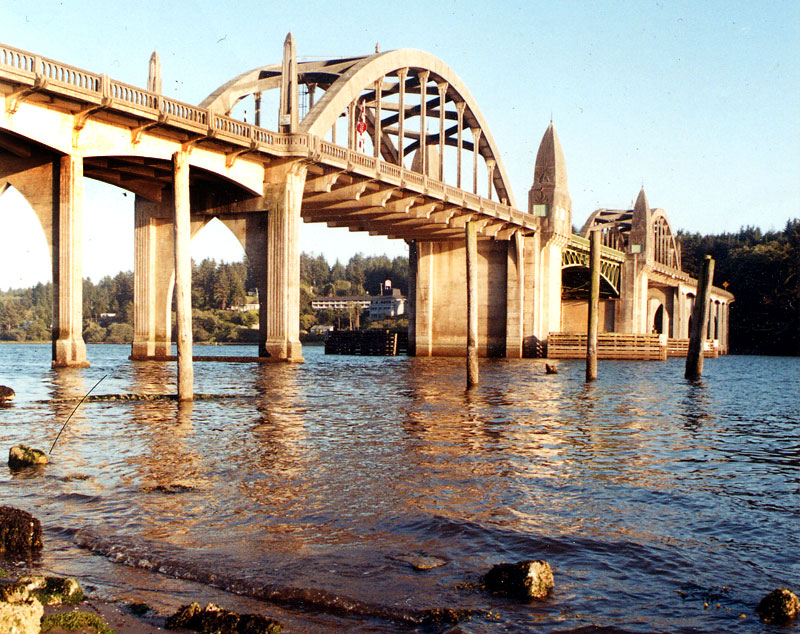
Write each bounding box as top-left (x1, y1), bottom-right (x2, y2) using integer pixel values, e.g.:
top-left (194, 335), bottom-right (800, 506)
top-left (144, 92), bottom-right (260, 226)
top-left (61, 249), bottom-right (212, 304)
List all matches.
top-left (0, 343), bottom-right (797, 632)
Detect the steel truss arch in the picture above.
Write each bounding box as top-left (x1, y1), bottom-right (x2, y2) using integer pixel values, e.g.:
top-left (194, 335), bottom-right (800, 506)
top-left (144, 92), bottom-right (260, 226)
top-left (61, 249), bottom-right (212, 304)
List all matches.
top-left (561, 246), bottom-right (621, 296)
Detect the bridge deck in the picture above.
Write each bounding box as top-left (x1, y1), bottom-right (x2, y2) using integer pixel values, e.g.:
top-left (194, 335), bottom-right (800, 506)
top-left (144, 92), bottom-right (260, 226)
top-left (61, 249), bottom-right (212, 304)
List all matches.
top-left (0, 42), bottom-right (535, 242)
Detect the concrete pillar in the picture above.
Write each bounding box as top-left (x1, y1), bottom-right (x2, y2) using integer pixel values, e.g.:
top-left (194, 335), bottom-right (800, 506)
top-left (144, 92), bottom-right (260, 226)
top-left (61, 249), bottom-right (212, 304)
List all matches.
top-left (471, 128), bottom-right (482, 194)
top-left (264, 161), bottom-right (306, 361)
top-left (486, 158), bottom-right (496, 200)
top-left (347, 101), bottom-right (356, 150)
top-left (437, 82), bottom-right (447, 181)
top-left (407, 240), bottom-right (417, 355)
top-left (373, 78), bottom-right (383, 159)
top-left (221, 213), bottom-right (269, 356)
top-left (536, 242), bottom-right (563, 343)
top-left (418, 71), bottom-right (430, 176)
top-left (522, 234), bottom-right (539, 355)
top-left (505, 232), bottom-right (524, 358)
top-left (414, 241), bottom-right (433, 356)
top-left (52, 155), bottom-right (88, 368)
top-left (172, 151), bottom-right (193, 400)
top-left (279, 33), bottom-right (298, 133)
top-left (466, 220), bottom-right (478, 387)
top-left (456, 102), bottom-right (465, 189)
top-left (397, 68), bottom-right (408, 167)
top-left (132, 197), bottom-right (174, 359)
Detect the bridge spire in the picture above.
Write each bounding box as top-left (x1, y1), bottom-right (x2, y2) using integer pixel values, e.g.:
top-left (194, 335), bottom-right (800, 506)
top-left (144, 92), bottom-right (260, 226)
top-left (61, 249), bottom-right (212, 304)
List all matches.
top-left (529, 122), bottom-right (571, 217)
top-left (147, 51), bottom-right (161, 94)
top-left (279, 33), bottom-right (298, 133)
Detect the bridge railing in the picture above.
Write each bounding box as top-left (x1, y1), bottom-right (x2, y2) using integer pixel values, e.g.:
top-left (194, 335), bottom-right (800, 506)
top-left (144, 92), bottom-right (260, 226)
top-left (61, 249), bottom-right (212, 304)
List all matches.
top-left (0, 41), bottom-right (537, 231)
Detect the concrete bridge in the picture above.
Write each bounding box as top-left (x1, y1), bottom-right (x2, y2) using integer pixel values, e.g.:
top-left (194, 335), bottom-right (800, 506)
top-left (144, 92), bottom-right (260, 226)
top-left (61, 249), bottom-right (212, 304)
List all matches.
top-left (0, 37), bottom-right (732, 394)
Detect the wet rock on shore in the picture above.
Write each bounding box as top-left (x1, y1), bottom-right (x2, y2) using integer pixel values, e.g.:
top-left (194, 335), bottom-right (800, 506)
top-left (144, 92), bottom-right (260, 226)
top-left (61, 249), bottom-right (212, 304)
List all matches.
top-left (0, 506), bottom-right (43, 559)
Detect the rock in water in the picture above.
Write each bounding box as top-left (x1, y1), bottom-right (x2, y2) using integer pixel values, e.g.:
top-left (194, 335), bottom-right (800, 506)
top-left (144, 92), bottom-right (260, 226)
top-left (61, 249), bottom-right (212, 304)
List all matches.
top-left (545, 364), bottom-right (558, 374)
top-left (0, 507), bottom-right (43, 559)
top-left (166, 602), bottom-right (282, 633)
top-left (390, 553), bottom-right (447, 571)
top-left (0, 386), bottom-right (13, 403)
top-left (482, 560), bottom-right (554, 600)
top-left (7, 445), bottom-right (48, 470)
top-left (757, 588), bottom-right (799, 624)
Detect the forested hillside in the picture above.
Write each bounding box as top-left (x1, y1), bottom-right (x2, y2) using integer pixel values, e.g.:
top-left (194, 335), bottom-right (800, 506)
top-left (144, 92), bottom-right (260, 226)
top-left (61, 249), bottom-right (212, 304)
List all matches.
top-left (677, 219), bottom-right (799, 355)
top-left (0, 253), bottom-right (409, 344)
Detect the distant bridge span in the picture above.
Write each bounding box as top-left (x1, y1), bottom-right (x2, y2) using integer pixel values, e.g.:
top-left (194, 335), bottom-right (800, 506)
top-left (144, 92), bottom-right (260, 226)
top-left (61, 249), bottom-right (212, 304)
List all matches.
top-left (0, 37), bottom-right (731, 396)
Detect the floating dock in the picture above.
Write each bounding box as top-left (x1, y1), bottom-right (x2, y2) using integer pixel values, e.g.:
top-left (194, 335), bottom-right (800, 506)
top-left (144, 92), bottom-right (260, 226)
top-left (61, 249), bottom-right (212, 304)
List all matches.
top-left (324, 330), bottom-right (408, 356)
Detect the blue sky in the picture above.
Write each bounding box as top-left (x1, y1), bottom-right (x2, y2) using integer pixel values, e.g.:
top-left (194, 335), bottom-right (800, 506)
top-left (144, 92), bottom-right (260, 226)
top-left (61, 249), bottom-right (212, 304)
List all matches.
top-left (1, 0), bottom-right (798, 289)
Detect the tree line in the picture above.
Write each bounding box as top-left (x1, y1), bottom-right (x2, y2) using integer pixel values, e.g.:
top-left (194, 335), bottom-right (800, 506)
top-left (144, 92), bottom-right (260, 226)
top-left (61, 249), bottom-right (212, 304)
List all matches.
top-left (0, 252), bottom-right (409, 344)
top-left (677, 219), bottom-right (799, 355)
top-left (1, 223), bottom-right (796, 355)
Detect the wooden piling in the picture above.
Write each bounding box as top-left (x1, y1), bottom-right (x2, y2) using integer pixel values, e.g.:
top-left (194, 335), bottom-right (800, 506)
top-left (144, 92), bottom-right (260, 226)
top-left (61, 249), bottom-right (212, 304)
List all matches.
top-left (586, 229), bottom-right (601, 381)
top-left (685, 255), bottom-right (715, 380)
top-left (466, 220), bottom-right (479, 388)
top-left (173, 151), bottom-right (193, 401)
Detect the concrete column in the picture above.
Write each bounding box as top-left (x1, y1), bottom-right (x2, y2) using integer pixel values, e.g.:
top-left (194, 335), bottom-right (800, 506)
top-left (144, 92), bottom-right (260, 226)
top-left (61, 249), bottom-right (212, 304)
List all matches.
top-left (536, 242), bottom-right (564, 344)
top-left (254, 91), bottom-right (262, 127)
top-left (373, 78), bottom-right (383, 159)
top-left (172, 151), bottom-right (193, 400)
top-left (347, 101), bottom-right (356, 150)
top-left (52, 155), bottom-right (88, 368)
top-left (437, 82), bottom-right (447, 181)
top-left (414, 241), bottom-right (433, 356)
top-left (132, 197), bottom-right (174, 359)
top-left (397, 68), bottom-right (408, 167)
top-left (472, 128), bottom-right (482, 194)
top-left (522, 234), bottom-right (539, 356)
top-left (264, 161), bottom-right (306, 361)
top-left (505, 231), bottom-right (524, 358)
top-left (456, 102), bottom-right (465, 189)
top-left (486, 158), bottom-right (496, 201)
top-left (278, 33), bottom-right (298, 133)
top-left (418, 70), bottom-right (429, 176)
top-left (407, 240), bottom-right (417, 355)
top-left (466, 220), bottom-right (479, 387)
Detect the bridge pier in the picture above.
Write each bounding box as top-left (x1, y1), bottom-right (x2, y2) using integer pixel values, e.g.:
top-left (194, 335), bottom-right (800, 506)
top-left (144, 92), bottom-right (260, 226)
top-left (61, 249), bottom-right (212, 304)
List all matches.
top-left (262, 160), bottom-right (306, 361)
top-left (53, 155), bottom-right (89, 368)
top-left (410, 238), bottom-right (507, 357)
top-left (173, 151), bottom-right (194, 400)
top-left (132, 197), bottom-right (174, 359)
top-left (505, 232), bottom-right (525, 358)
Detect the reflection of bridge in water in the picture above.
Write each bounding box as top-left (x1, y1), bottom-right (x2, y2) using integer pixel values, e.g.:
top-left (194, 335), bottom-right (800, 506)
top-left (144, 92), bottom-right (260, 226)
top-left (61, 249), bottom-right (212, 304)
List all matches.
top-left (0, 36), bottom-right (732, 387)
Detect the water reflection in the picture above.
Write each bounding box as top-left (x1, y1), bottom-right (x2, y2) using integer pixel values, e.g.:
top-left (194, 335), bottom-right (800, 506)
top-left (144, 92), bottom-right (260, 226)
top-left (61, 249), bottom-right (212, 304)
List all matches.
top-left (680, 379), bottom-right (713, 431)
top-left (1, 346), bottom-right (798, 633)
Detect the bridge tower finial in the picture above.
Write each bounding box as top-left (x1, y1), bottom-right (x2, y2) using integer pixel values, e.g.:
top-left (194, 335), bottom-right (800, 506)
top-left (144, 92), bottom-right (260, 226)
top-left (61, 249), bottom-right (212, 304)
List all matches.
top-left (529, 122), bottom-right (572, 244)
top-left (148, 51), bottom-right (161, 94)
top-left (279, 33), bottom-right (298, 133)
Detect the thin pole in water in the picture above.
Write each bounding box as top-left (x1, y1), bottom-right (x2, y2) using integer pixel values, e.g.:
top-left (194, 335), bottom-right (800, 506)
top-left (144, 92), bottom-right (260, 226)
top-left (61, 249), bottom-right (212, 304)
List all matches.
top-left (586, 230), bottom-right (601, 381)
top-left (49, 375), bottom-right (106, 454)
top-left (685, 255), bottom-right (715, 380)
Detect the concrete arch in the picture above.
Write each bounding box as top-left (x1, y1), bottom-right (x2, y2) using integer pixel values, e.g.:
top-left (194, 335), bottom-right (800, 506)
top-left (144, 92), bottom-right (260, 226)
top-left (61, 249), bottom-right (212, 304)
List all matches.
top-left (0, 182), bottom-right (52, 283)
top-left (651, 210), bottom-right (680, 269)
top-left (202, 49), bottom-right (516, 207)
top-left (0, 157), bottom-right (57, 259)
